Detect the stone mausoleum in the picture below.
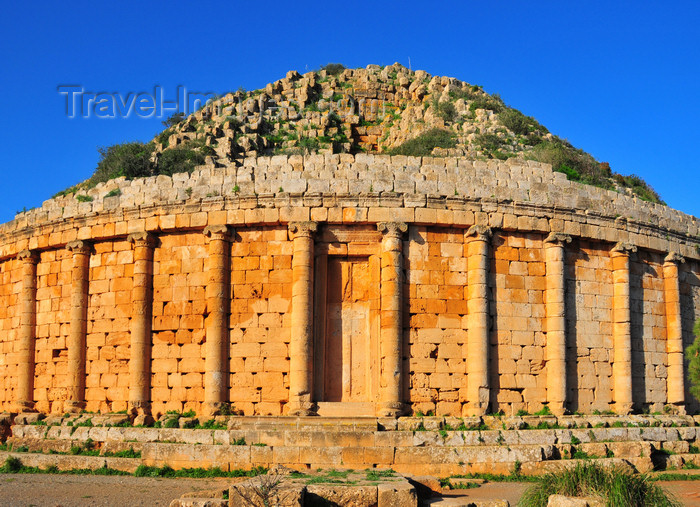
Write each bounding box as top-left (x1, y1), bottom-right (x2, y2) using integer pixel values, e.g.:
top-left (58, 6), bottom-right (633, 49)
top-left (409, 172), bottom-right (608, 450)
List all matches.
top-left (0, 153), bottom-right (699, 420)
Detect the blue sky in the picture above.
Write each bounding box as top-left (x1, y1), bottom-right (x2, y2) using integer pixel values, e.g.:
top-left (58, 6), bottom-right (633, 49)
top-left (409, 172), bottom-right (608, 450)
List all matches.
top-left (1, 1), bottom-right (698, 223)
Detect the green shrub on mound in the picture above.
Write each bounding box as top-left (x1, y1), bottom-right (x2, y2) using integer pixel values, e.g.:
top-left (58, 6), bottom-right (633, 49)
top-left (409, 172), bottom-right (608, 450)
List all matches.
top-left (686, 320), bottom-right (700, 403)
top-left (89, 142), bottom-right (154, 187)
top-left (387, 128), bottom-right (456, 156)
top-left (519, 462), bottom-right (679, 507)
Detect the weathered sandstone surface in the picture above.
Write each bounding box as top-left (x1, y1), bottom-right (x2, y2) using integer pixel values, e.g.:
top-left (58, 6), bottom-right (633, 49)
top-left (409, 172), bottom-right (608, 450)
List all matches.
top-left (0, 153), bottom-right (698, 417)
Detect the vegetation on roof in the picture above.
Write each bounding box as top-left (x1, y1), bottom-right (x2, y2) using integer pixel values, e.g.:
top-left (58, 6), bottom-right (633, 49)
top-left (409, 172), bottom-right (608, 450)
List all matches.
top-left (55, 64), bottom-right (663, 205)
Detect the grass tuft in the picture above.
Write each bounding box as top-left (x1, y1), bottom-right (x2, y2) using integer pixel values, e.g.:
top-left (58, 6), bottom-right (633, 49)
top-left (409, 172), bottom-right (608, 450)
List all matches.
top-left (519, 462), bottom-right (680, 507)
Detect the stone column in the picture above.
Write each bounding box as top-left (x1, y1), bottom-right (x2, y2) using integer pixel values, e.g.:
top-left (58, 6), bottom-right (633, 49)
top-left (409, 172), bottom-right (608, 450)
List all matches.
top-left (544, 233), bottom-right (571, 416)
top-left (663, 252), bottom-right (686, 413)
top-left (203, 225), bottom-right (232, 416)
top-left (288, 222), bottom-right (318, 416)
top-left (128, 232), bottom-right (155, 419)
top-left (65, 240), bottom-right (91, 413)
top-left (611, 242), bottom-right (636, 414)
top-left (377, 222), bottom-right (408, 417)
top-left (15, 250), bottom-right (38, 413)
top-left (464, 225), bottom-right (492, 416)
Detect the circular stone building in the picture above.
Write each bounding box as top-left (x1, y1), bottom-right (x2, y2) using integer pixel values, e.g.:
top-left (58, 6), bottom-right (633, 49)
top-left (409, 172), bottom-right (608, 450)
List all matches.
top-left (0, 153), bottom-right (699, 419)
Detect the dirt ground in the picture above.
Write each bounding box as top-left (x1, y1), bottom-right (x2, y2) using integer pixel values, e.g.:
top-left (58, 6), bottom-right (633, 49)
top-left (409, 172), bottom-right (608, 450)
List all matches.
top-left (0, 474), bottom-right (233, 507)
top-left (1, 474), bottom-right (700, 507)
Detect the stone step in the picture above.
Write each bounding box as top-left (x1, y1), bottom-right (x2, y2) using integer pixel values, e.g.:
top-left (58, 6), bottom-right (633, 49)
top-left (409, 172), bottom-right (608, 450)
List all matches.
top-left (228, 415), bottom-right (381, 431)
top-left (0, 446), bottom-right (659, 478)
top-left (651, 468), bottom-right (700, 478)
top-left (0, 450), bottom-right (139, 472)
top-left (6, 437), bottom-right (557, 465)
top-left (654, 452), bottom-right (700, 470)
top-left (521, 457), bottom-right (653, 475)
top-left (10, 413), bottom-right (698, 431)
top-left (447, 478), bottom-right (486, 487)
top-left (170, 499), bottom-right (228, 507)
top-left (316, 402), bottom-right (376, 417)
top-left (10, 423), bottom-right (696, 448)
top-left (423, 496), bottom-right (509, 507)
top-left (5, 417), bottom-right (697, 477)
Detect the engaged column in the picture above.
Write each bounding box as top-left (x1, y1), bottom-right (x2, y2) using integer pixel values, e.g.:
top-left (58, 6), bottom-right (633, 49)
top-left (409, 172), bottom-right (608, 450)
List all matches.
top-left (203, 225), bottom-right (232, 416)
top-left (611, 242), bottom-right (636, 414)
top-left (15, 250), bottom-right (38, 413)
top-left (544, 233), bottom-right (571, 416)
top-left (288, 221), bottom-right (317, 416)
top-left (377, 222), bottom-right (408, 418)
top-left (128, 232), bottom-right (155, 419)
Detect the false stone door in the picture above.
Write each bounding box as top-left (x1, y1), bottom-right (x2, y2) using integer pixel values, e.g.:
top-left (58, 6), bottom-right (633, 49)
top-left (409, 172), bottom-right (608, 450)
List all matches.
top-left (314, 246), bottom-right (380, 416)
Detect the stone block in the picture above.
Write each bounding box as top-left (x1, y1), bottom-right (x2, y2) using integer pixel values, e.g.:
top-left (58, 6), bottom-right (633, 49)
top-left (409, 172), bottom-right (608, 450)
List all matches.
top-left (306, 484), bottom-right (378, 507)
top-left (375, 480), bottom-right (418, 507)
top-left (547, 495), bottom-right (603, 507)
top-left (405, 475), bottom-right (442, 497)
top-left (229, 481), bottom-right (305, 507)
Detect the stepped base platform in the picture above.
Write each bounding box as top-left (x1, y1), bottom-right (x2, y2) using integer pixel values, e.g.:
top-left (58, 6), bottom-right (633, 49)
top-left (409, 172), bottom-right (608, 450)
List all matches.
top-left (2, 413), bottom-right (699, 477)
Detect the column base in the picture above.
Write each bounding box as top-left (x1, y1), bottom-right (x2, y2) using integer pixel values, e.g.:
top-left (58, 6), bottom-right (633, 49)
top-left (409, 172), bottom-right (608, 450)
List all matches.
top-left (287, 401), bottom-right (318, 417)
top-left (12, 400), bottom-right (36, 413)
top-left (133, 414), bottom-right (154, 426)
top-left (664, 403), bottom-right (687, 416)
top-left (64, 400), bottom-right (86, 414)
top-left (462, 403), bottom-right (488, 417)
top-left (377, 402), bottom-right (406, 418)
top-left (203, 402), bottom-right (226, 417)
top-left (548, 402), bottom-right (567, 416)
top-left (128, 401), bottom-right (151, 417)
top-left (612, 402), bottom-right (633, 415)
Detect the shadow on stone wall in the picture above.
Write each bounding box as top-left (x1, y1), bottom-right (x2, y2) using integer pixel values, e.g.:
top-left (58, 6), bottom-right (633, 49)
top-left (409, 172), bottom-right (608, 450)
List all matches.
top-left (681, 263), bottom-right (700, 414)
top-left (630, 261), bottom-right (648, 411)
top-left (488, 241), bottom-right (501, 414)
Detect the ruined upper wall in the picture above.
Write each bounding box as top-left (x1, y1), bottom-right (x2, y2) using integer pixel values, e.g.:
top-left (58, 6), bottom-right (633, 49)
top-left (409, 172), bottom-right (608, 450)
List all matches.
top-left (2, 155), bottom-right (699, 260)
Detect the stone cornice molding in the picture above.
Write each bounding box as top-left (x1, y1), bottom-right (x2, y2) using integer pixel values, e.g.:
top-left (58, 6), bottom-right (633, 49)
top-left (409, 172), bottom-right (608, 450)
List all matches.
top-left (203, 225), bottom-right (232, 242)
top-left (66, 240), bottom-right (91, 255)
top-left (377, 222), bottom-right (408, 239)
top-left (665, 251), bottom-right (685, 264)
top-left (17, 249), bottom-right (38, 264)
top-left (465, 225), bottom-right (492, 242)
top-left (288, 221), bottom-right (318, 239)
top-left (544, 232), bottom-right (572, 247)
top-left (128, 232), bottom-right (156, 249)
top-left (612, 242), bottom-right (638, 255)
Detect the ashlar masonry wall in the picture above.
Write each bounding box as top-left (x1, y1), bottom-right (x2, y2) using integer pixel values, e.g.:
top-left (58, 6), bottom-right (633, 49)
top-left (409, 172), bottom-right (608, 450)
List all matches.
top-left (0, 154), bottom-right (699, 417)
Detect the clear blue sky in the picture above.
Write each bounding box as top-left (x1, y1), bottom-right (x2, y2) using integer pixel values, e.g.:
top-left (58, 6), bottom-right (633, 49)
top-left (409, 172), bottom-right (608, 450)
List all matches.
top-left (1, 1), bottom-right (698, 223)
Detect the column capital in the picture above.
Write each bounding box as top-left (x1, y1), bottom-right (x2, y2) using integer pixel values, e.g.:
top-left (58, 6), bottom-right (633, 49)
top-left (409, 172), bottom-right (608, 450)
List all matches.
top-left (17, 249), bottom-right (39, 264)
top-left (128, 231), bottom-right (156, 248)
top-left (544, 232), bottom-right (572, 247)
top-left (664, 251), bottom-right (685, 265)
top-left (465, 225), bottom-right (492, 242)
top-left (377, 222), bottom-right (408, 239)
top-left (612, 242), bottom-right (637, 255)
top-left (203, 225), bottom-right (232, 241)
top-left (289, 221), bottom-right (318, 239)
top-left (66, 240), bottom-right (91, 255)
